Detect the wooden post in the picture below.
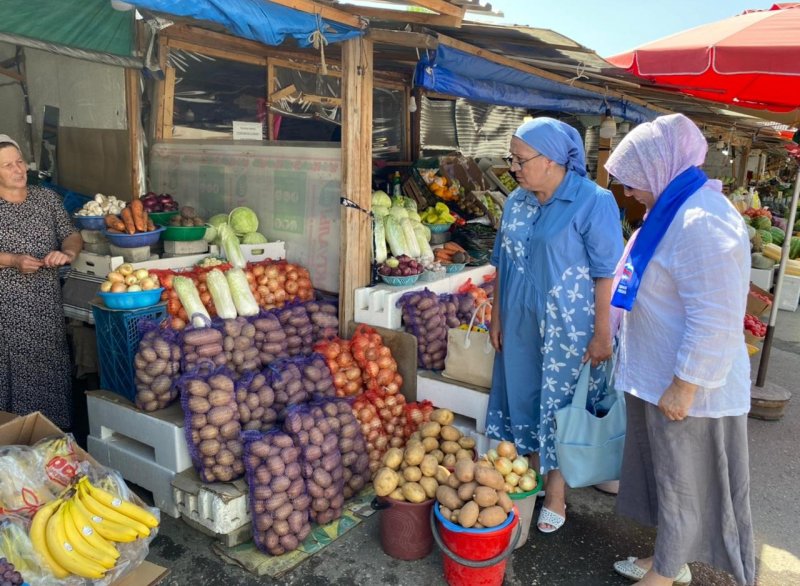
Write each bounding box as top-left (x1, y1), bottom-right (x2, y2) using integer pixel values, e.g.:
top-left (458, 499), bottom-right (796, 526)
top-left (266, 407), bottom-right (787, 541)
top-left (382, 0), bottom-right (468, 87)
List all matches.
top-left (596, 136), bottom-right (612, 188)
top-left (738, 146), bottom-right (751, 187)
top-left (339, 37), bottom-right (373, 336)
top-left (125, 69), bottom-right (141, 199)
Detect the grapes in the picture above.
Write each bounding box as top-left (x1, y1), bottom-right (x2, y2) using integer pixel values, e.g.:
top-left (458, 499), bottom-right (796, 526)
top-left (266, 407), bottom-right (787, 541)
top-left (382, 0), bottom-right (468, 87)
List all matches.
top-left (0, 558), bottom-right (23, 586)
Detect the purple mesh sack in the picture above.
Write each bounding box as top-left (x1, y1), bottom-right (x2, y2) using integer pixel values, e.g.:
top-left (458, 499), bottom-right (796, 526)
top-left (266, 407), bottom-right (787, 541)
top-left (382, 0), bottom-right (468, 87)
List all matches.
top-left (264, 358), bottom-right (307, 421)
top-left (323, 397), bottom-right (369, 499)
top-left (299, 353), bottom-right (335, 401)
top-left (277, 302), bottom-right (314, 356)
top-left (181, 315), bottom-right (226, 376)
top-left (177, 366), bottom-right (244, 483)
top-left (134, 319), bottom-right (182, 411)
top-left (397, 288), bottom-right (447, 370)
top-left (250, 309), bottom-right (288, 366)
top-left (243, 429), bottom-right (311, 556)
top-left (218, 316), bottom-right (261, 376)
top-left (305, 300), bottom-right (339, 343)
top-left (235, 371), bottom-right (277, 432)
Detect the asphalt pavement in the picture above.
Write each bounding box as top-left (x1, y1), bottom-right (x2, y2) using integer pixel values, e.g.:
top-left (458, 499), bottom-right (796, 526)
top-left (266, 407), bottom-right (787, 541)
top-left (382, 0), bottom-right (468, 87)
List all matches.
top-left (142, 309), bottom-right (800, 586)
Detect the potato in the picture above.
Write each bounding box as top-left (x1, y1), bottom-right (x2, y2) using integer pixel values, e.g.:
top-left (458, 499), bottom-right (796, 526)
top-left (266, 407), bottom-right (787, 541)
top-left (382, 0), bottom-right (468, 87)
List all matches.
top-left (388, 488), bottom-right (405, 501)
top-left (446, 470), bottom-right (461, 489)
top-left (456, 449), bottom-right (474, 462)
top-left (457, 481), bottom-right (477, 502)
top-left (474, 486), bottom-right (499, 508)
top-left (188, 396), bottom-right (211, 414)
top-left (442, 453), bottom-right (457, 469)
top-left (454, 459), bottom-right (475, 483)
top-left (374, 467), bottom-right (399, 497)
top-left (497, 491), bottom-right (513, 514)
top-left (404, 443), bottom-right (426, 467)
top-left (435, 465), bottom-right (451, 485)
top-left (439, 506), bottom-right (453, 521)
top-left (198, 425), bottom-right (219, 441)
top-left (431, 449), bottom-right (445, 464)
top-left (419, 454), bottom-right (438, 478)
top-left (430, 408), bottom-right (454, 426)
top-left (419, 476), bottom-right (438, 500)
top-left (458, 500), bottom-right (480, 528)
top-left (199, 439), bottom-right (221, 456)
top-left (435, 485), bottom-right (463, 511)
top-left (458, 436), bottom-right (476, 450)
top-left (409, 431), bottom-right (422, 442)
top-left (382, 447), bottom-right (404, 470)
top-left (421, 436), bottom-right (440, 454)
top-left (402, 482), bottom-right (428, 503)
top-left (403, 466), bottom-right (422, 483)
top-left (440, 440), bottom-right (461, 455)
top-left (207, 405), bottom-right (235, 426)
top-left (475, 466), bottom-right (506, 490)
top-left (440, 425), bottom-right (461, 442)
top-left (478, 505), bottom-right (507, 528)
top-left (420, 422), bottom-right (441, 438)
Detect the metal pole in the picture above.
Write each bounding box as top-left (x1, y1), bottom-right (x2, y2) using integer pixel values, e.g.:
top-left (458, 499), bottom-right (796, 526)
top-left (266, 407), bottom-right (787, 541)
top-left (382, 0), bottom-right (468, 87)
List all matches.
top-left (756, 167), bottom-right (800, 386)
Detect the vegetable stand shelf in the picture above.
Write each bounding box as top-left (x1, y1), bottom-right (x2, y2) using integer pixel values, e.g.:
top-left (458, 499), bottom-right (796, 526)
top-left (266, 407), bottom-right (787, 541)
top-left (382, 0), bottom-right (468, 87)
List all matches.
top-left (355, 264), bottom-right (495, 330)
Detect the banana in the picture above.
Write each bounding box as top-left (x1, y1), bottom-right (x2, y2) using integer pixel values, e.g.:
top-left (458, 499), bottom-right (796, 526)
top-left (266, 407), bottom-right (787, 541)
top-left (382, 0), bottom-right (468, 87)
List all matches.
top-left (81, 477), bottom-right (159, 529)
top-left (62, 501), bottom-right (118, 569)
top-left (78, 481), bottom-right (150, 538)
top-left (72, 489), bottom-right (139, 543)
top-left (29, 499), bottom-right (70, 579)
top-left (66, 494), bottom-right (121, 559)
top-left (45, 502), bottom-right (107, 580)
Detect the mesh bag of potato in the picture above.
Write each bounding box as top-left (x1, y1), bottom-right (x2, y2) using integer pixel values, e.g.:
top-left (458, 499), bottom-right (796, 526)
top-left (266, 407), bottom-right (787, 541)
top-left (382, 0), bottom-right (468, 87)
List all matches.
top-left (304, 300), bottom-right (339, 343)
top-left (250, 310), bottom-right (289, 367)
top-left (214, 316), bottom-right (261, 376)
top-left (276, 302), bottom-right (314, 357)
top-left (178, 367), bottom-right (245, 483)
top-left (283, 402), bottom-right (345, 525)
top-left (134, 319), bottom-right (182, 412)
top-left (243, 429), bottom-right (311, 556)
top-left (180, 317), bottom-right (227, 376)
top-left (397, 289), bottom-right (448, 370)
top-left (235, 371), bottom-right (278, 432)
top-left (313, 398), bottom-right (369, 499)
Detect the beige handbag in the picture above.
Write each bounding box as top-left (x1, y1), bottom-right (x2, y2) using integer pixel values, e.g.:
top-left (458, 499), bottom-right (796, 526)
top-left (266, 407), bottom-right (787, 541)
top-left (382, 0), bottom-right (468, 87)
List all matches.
top-left (442, 300), bottom-right (495, 389)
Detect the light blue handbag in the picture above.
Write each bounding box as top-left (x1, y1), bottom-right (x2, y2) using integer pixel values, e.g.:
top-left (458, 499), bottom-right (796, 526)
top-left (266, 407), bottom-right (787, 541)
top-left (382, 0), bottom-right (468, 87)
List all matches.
top-left (554, 360), bottom-right (626, 488)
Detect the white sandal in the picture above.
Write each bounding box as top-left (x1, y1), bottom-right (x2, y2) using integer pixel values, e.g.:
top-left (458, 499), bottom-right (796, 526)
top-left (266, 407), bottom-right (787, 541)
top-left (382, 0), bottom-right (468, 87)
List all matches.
top-left (536, 506), bottom-right (566, 534)
top-left (613, 557), bottom-right (692, 585)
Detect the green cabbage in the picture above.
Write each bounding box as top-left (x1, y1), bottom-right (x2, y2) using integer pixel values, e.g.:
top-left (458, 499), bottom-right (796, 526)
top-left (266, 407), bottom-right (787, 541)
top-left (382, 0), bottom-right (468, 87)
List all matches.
top-left (228, 207), bottom-right (259, 235)
top-left (203, 224), bottom-right (218, 243)
top-left (218, 224), bottom-right (246, 269)
top-left (374, 216), bottom-right (387, 264)
top-left (407, 210), bottom-right (421, 222)
top-left (208, 214), bottom-right (229, 228)
top-left (372, 205), bottom-right (390, 218)
top-left (172, 276), bottom-right (210, 327)
top-left (225, 268), bottom-right (260, 317)
top-left (389, 206), bottom-right (409, 220)
top-left (372, 190), bottom-right (392, 208)
top-left (241, 232), bottom-right (268, 244)
top-left (384, 215), bottom-right (408, 257)
top-left (205, 269), bottom-right (237, 319)
top-left (400, 218), bottom-right (421, 258)
top-left (413, 222), bottom-right (434, 261)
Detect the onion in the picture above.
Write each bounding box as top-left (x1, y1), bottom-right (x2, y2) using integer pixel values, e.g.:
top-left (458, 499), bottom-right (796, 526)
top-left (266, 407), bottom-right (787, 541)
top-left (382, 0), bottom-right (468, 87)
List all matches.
top-left (373, 435), bottom-right (388, 451)
top-left (379, 408), bottom-right (391, 421)
top-left (505, 472), bottom-right (520, 487)
top-left (345, 367), bottom-right (361, 381)
top-left (333, 372), bottom-right (347, 387)
top-left (344, 381), bottom-right (360, 395)
top-left (367, 429), bottom-right (379, 442)
top-left (518, 474), bottom-right (537, 492)
top-left (358, 407), bottom-right (373, 422)
top-left (265, 266), bottom-right (279, 279)
top-left (385, 381), bottom-right (400, 395)
top-left (377, 356), bottom-right (393, 370)
top-left (384, 423), bottom-right (395, 435)
top-left (384, 394), bottom-right (398, 408)
top-left (391, 404), bottom-right (404, 417)
top-left (494, 456), bottom-right (513, 477)
top-left (512, 457), bottom-right (529, 476)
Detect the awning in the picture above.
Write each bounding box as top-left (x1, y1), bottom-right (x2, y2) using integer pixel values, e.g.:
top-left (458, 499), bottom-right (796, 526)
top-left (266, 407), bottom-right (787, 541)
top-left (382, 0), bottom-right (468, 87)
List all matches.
top-left (0, 0), bottom-right (135, 58)
top-left (127, 0), bottom-right (363, 48)
top-left (415, 45), bottom-right (660, 124)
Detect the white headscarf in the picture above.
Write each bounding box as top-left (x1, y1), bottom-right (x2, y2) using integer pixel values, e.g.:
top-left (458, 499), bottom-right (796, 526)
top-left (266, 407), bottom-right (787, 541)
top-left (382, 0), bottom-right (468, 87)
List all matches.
top-left (605, 113), bottom-right (709, 200)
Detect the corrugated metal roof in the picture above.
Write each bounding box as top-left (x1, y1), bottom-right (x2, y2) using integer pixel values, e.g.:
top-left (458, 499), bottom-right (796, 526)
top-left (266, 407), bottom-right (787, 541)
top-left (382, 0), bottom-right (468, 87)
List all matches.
top-left (454, 98), bottom-right (524, 158)
top-left (419, 95), bottom-right (458, 153)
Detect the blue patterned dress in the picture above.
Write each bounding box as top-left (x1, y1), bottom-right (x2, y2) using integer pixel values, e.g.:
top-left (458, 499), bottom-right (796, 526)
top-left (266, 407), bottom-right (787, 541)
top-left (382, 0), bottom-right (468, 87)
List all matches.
top-left (486, 171), bottom-right (623, 474)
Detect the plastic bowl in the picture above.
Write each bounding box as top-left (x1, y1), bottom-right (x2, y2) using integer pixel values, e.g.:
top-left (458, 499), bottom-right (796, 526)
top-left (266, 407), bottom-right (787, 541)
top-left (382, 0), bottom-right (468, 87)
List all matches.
top-left (98, 288), bottom-right (165, 310)
top-left (73, 215), bottom-right (107, 231)
top-left (444, 262), bottom-right (466, 274)
top-left (162, 225), bottom-right (207, 241)
top-left (102, 226), bottom-right (165, 248)
top-left (380, 274), bottom-right (421, 287)
top-left (434, 501), bottom-right (517, 534)
top-left (149, 211), bottom-right (180, 226)
top-left (423, 222), bottom-right (453, 234)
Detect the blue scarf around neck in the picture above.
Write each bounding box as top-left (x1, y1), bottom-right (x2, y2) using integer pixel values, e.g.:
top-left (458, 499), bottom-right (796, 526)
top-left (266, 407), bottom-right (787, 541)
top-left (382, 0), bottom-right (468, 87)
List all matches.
top-left (611, 166), bottom-right (709, 311)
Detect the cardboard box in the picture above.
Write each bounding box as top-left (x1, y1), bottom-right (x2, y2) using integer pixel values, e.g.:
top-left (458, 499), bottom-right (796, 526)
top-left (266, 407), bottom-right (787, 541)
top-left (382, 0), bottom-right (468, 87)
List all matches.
top-left (747, 282), bottom-right (774, 316)
top-left (0, 411), bottom-right (170, 585)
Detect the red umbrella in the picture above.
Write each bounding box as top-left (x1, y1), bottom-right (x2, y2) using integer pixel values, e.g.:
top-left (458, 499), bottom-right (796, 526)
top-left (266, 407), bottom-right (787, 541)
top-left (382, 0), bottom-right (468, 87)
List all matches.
top-left (607, 3), bottom-right (800, 111)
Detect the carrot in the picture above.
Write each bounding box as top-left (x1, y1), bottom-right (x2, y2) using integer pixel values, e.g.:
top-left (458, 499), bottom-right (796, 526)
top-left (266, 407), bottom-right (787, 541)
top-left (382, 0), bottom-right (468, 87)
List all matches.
top-left (120, 207), bottom-right (136, 235)
top-left (145, 212), bottom-right (155, 232)
top-left (443, 242), bottom-right (465, 253)
top-left (105, 215), bottom-right (126, 232)
top-left (130, 199), bottom-right (145, 232)
top-left (107, 228), bottom-right (124, 234)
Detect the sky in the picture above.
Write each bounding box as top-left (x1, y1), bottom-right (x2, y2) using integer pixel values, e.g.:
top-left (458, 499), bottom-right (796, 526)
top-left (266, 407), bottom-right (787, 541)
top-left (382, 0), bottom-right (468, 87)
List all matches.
top-left (483, 0), bottom-right (778, 58)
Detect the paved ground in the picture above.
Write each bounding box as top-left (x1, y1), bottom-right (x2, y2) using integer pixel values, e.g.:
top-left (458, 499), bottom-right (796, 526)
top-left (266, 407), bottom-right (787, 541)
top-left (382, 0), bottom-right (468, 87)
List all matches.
top-left (133, 310), bottom-right (799, 585)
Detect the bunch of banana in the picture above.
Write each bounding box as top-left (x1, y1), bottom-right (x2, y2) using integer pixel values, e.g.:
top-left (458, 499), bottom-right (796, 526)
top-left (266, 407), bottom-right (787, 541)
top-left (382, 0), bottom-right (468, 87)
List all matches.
top-left (29, 476), bottom-right (159, 580)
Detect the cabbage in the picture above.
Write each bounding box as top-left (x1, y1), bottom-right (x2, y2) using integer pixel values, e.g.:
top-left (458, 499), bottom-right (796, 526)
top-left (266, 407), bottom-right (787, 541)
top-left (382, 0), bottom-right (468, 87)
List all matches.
top-left (172, 276), bottom-right (210, 327)
top-left (225, 268), bottom-right (260, 317)
top-left (228, 206), bottom-right (259, 235)
top-left (389, 206), bottom-right (409, 220)
top-left (206, 269), bottom-right (237, 319)
top-left (241, 232), bottom-right (268, 244)
top-left (208, 214), bottom-right (229, 228)
top-left (372, 190), bottom-right (392, 208)
top-left (372, 205), bottom-right (390, 218)
top-left (219, 224), bottom-right (246, 269)
top-left (407, 210), bottom-right (421, 222)
top-left (374, 216), bottom-right (387, 264)
top-left (203, 224), bottom-right (218, 243)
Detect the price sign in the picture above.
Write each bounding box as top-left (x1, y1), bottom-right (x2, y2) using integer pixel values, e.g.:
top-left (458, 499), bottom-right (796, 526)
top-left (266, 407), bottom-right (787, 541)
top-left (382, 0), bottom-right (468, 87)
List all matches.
top-left (273, 170), bottom-right (306, 235)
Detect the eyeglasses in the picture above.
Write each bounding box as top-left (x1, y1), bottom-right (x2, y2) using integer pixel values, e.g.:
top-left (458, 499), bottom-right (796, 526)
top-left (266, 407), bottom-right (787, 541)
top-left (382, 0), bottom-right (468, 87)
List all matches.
top-left (612, 177), bottom-right (633, 190)
top-left (503, 153), bottom-right (544, 169)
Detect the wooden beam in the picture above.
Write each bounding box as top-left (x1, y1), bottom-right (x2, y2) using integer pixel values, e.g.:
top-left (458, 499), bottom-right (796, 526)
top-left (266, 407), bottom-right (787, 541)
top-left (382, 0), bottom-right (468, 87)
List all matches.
top-left (302, 94), bottom-right (342, 107)
top-left (595, 136), bottom-right (612, 189)
top-left (367, 28), bottom-right (439, 50)
top-left (125, 69), bottom-right (141, 199)
top-left (341, 5), bottom-right (461, 27)
top-left (339, 37), bottom-right (374, 336)
top-left (154, 38), bottom-right (168, 141)
top-left (265, 0), bottom-right (365, 28)
top-left (270, 83), bottom-right (298, 102)
top-left (408, 0), bottom-right (466, 19)
top-left (435, 34), bottom-right (673, 115)
top-left (161, 65), bottom-right (176, 140)
top-left (267, 61), bottom-right (275, 140)
top-left (0, 66), bottom-right (23, 83)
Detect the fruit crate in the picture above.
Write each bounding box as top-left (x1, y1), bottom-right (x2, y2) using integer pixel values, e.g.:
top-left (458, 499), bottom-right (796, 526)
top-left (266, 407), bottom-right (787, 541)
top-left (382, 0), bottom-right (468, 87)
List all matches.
top-left (90, 302), bottom-right (168, 402)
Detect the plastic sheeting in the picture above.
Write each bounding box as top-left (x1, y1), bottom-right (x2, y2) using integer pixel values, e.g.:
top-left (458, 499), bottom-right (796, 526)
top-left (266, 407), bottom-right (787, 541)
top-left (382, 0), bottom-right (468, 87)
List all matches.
top-left (415, 45), bottom-right (659, 124)
top-left (0, 0), bottom-right (134, 57)
top-left (128, 0), bottom-right (362, 48)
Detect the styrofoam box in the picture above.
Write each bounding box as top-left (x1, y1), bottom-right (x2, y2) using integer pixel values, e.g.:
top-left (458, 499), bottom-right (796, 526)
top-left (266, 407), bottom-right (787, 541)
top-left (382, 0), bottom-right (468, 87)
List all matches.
top-left (209, 241), bottom-right (286, 263)
top-left (171, 468), bottom-right (250, 540)
top-left (355, 264), bottom-right (497, 330)
top-left (750, 266), bottom-right (775, 292)
top-left (73, 251), bottom-right (124, 278)
top-left (416, 370), bottom-right (490, 433)
top-left (777, 274), bottom-right (800, 311)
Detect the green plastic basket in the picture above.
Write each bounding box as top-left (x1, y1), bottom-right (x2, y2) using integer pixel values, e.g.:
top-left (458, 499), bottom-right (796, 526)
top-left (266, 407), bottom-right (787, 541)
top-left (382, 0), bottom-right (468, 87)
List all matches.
top-left (149, 211), bottom-right (179, 226)
top-left (508, 472), bottom-right (544, 500)
top-left (162, 225), bottom-right (207, 241)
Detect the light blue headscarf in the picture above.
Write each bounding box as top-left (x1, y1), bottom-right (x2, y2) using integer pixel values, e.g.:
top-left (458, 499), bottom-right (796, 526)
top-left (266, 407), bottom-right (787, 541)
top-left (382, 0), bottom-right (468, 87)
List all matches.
top-left (513, 118), bottom-right (587, 177)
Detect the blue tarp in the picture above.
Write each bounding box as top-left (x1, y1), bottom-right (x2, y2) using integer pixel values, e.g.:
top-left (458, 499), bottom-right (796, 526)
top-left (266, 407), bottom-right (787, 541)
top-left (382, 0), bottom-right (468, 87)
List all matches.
top-left (128, 0), bottom-right (362, 47)
top-left (415, 45), bottom-right (659, 124)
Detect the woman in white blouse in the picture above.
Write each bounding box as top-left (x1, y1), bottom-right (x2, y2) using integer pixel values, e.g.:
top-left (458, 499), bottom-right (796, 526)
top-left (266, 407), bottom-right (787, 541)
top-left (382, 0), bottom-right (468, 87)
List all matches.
top-left (604, 114), bottom-right (755, 586)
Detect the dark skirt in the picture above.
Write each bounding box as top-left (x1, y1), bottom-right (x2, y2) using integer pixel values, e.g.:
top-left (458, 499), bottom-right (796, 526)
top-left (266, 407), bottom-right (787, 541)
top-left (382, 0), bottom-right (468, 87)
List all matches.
top-left (616, 394), bottom-right (756, 585)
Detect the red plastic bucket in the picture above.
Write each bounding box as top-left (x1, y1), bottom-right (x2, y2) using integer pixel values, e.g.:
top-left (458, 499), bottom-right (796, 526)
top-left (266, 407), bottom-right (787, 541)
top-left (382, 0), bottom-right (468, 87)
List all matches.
top-left (372, 496), bottom-right (434, 560)
top-left (431, 503), bottom-right (520, 586)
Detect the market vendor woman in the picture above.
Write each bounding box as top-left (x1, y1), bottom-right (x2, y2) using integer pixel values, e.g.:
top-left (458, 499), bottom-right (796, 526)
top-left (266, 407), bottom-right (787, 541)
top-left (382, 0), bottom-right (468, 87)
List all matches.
top-left (0, 135), bottom-right (81, 429)
top-left (487, 118), bottom-right (622, 533)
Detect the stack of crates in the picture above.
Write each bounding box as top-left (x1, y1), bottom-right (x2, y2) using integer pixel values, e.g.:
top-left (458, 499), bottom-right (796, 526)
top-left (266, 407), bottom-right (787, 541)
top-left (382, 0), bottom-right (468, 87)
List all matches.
top-left (90, 301), bottom-right (168, 402)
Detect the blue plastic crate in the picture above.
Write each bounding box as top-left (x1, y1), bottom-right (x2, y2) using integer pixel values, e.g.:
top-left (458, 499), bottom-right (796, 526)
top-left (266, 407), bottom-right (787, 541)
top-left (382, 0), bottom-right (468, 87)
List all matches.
top-left (43, 182), bottom-right (93, 215)
top-left (90, 302), bottom-right (168, 402)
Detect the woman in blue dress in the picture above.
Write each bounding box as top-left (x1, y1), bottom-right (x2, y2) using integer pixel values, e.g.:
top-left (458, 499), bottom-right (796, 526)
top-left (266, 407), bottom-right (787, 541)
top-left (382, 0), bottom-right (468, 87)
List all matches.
top-left (487, 118), bottom-right (623, 533)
